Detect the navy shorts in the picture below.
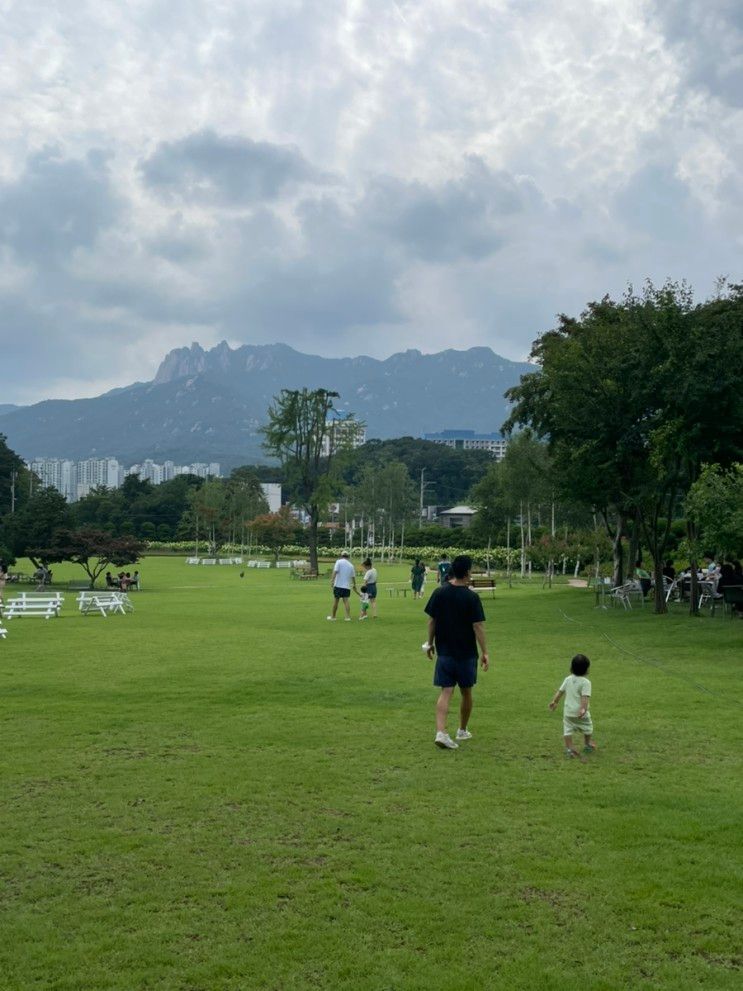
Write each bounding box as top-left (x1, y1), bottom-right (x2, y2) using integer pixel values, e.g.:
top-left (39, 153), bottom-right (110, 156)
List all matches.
top-left (365, 582), bottom-right (377, 600)
top-left (333, 587), bottom-right (351, 599)
top-left (434, 654), bottom-right (477, 689)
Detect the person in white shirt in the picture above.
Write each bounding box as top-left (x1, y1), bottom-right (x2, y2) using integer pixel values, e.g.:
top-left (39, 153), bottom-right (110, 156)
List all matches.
top-left (548, 653), bottom-right (596, 758)
top-left (327, 551), bottom-right (357, 621)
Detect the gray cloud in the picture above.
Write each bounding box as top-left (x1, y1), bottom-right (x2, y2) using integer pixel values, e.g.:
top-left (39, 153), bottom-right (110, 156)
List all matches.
top-left (0, 149), bottom-right (119, 264)
top-left (140, 129), bottom-right (333, 204)
top-left (652, 1), bottom-right (743, 106)
top-left (1, 1), bottom-right (742, 403)
top-left (357, 158), bottom-right (539, 263)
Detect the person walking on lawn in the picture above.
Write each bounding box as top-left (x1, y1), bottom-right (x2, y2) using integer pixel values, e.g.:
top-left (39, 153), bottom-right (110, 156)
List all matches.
top-left (423, 554), bottom-right (489, 749)
top-left (327, 551), bottom-right (357, 621)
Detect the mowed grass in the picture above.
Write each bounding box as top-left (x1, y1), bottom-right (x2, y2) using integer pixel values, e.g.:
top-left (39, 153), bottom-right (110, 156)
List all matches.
top-left (1, 558), bottom-right (741, 991)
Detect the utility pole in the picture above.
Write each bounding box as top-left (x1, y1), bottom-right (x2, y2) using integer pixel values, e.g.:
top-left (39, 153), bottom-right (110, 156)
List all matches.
top-left (10, 470), bottom-right (17, 513)
top-left (419, 468), bottom-right (434, 526)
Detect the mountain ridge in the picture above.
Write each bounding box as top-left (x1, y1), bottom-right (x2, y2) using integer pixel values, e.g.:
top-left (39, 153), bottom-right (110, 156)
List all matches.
top-left (1, 341), bottom-right (532, 468)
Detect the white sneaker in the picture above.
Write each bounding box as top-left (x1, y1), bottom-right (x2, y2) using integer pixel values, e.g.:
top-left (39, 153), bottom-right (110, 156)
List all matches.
top-left (435, 731), bottom-right (458, 750)
top-left (456, 728), bottom-right (472, 741)
top-left (344, 617), bottom-right (352, 622)
top-left (326, 616), bottom-right (336, 621)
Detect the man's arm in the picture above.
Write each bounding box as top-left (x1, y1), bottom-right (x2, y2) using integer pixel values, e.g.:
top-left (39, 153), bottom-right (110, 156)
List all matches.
top-left (549, 689), bottom-right (564, 710)
top-left (425, 617), bottom-right (436, 659)
top-left (473, 621), bottom-right (489, 671)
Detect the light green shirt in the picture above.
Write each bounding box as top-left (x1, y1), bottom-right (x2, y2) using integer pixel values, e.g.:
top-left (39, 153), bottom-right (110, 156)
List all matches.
top-left (559, 674), bottom-right (592, 717)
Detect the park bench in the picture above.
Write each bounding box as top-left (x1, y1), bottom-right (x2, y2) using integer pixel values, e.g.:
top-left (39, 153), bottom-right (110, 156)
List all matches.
top-left (470, 575), bottom-right (496, 598)
top-left (201, 558), bottom-right (217, 565)
top-left (76, 591), bottom-right (133, 616)
top-left (4, 594), bottom-right (64, 619)
top-left (186, 557), bottom-right (200, 564)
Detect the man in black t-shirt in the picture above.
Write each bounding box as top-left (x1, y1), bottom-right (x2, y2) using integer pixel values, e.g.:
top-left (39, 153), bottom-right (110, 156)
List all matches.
top-left (423, 555), bottom-right (489, 750)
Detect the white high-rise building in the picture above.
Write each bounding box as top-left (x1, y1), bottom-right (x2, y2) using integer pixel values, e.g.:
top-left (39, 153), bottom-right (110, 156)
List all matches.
top-left (75, 457), bottom-right (123, 499)
top-left (321, 419), bottom-right (366, 457)
top-left (261, 483), bottom-right (282, 512)
top-left (141, 459), bottom-right (164, 485)
top-left (28, 458), bottom-right (77, 502)
top-left (27, 455), bottom-right (221, 500)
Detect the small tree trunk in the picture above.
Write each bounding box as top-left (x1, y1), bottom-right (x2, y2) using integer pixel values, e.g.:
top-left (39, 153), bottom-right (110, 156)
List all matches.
top-left (652, 558), bottom-right (667, 614)
top-left (506, 517), bottom-right (512, 588)
top-left (519, 501), bottom-right (525, 578)
top-left (611, 511), bottom-right (625, 588)
top-left (308, 513), bottom-right (319, 574)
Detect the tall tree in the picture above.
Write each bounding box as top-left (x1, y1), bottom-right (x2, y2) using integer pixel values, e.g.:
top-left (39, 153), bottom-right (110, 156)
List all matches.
top-left (261, 389), bottom-right (358, 573)
top-left (2, 487), bottom-right (73, 567)
top-left (0, 433), bottom-right (35, 517)
top-left (225, 468), bottom-right (269, 548)
top-left (505, 281), bottom-right (743, 612)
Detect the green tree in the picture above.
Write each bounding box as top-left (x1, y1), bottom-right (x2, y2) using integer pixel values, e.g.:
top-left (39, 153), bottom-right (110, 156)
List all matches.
top-left (3, 487), bottom-right (73, 567)
top-left (505, 281), bottom-right (743, 612)
top-left (30, 529), bottom-right (145, 588)
top-left (225, 468), bottom-right (269, 548)
top-left (0, 433), bottom-right (35, 517)
top-left (188, 479), bottom-right (227, 555)
top-left (685, 463), bottom-right (743, 561)
top-left (249, 506), bottom-right (300, 563)
top-left (261, 389), bottom-right (359, 573)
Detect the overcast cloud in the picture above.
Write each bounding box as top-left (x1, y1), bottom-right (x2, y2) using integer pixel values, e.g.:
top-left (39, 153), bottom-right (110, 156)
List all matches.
top-left (1, 0), bottom-right (742, 404)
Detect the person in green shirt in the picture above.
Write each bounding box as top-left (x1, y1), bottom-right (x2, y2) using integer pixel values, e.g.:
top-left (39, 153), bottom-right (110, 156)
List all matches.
top-left (549, 653), bottom-right (596, 758)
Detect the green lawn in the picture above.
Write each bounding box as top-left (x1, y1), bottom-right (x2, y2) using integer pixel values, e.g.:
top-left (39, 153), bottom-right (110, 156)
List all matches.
top-left (1, 558), bottom-right (741, 990)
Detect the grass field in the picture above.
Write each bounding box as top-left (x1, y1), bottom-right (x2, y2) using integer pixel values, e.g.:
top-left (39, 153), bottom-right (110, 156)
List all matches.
top-left (1, 557), bottom-right (741, 991)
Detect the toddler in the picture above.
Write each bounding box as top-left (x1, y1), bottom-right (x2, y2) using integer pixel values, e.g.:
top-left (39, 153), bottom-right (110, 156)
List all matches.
top-left (549, 653), bottom-right (596, 758)
top-left (356, 584), bottom-right (370, 620)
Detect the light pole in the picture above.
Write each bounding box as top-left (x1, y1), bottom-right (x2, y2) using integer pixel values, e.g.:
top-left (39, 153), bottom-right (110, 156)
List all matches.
top-left (419, 468), bottom-right (434, 525)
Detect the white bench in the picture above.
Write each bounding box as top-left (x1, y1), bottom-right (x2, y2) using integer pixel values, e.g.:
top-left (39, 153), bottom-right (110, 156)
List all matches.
top-left (256, 561), bottom-right (270, 569)
top-left (186, 557), bottom-right (200, 565)
top-left (10, 591), bottom-right (64, 603)
top-left (5, 595), bottom-right (64, 619)
top-left (201, 558), bottom-right (216, 565)
top-left (0, 623), bottom-right (7, 639)
top-left (276, 561), bottom-right (292, 568)
top-left (76, 591), bottom-right (133, 616)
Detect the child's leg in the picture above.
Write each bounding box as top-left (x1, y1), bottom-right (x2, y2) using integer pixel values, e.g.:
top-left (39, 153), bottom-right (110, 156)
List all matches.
top-left (563, 733), bottom-right (579, 756)
top-left (583, 733), bottom-right (596, 752)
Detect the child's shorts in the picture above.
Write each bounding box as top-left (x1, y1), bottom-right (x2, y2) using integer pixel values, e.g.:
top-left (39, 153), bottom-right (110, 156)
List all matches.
top-left (564, 713), bottom-right (593, 736)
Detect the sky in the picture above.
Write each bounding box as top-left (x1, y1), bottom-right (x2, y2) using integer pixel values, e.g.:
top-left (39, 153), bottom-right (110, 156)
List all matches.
top-left (2, 0), bottom-right (742, 405)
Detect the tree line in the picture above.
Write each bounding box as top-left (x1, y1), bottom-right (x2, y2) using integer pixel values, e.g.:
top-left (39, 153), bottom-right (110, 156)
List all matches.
top-left (501, 280), bottom-right (743, 613)
top-left (3, 277), bottom-right (741, 600)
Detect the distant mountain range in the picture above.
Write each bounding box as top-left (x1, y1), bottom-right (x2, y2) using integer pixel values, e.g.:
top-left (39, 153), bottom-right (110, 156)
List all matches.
top-left (0, 342), bottom-right (532, 469)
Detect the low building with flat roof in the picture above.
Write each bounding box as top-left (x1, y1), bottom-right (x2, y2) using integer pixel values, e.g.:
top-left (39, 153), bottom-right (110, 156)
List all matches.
top-left (437, 505), bottom-right (477, 529)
